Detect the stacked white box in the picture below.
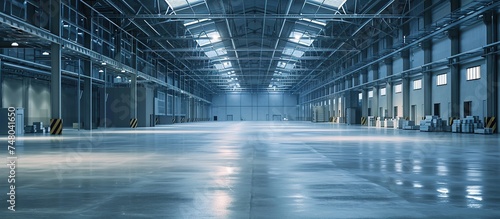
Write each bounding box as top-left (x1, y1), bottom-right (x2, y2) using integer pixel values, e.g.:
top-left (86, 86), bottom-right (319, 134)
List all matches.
top-left (452, 120), bottom-right (461, 133)
top-left (420, 115), bottom-right (443, 132)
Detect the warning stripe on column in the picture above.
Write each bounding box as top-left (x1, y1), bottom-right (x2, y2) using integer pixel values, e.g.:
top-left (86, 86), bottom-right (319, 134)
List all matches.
top-left (449, 117), bottom-right (456, 126)
top-left (485, 117), bottom-right (497, 133)
top-left (50, 119), bottom-right (63, 135)
top-left (130, 118), bottom-right (138, 128)
top-left (361, 117), bottom-right (367, 125)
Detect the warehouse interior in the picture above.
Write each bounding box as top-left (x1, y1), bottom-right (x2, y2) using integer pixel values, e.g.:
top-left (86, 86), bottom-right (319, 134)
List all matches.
top-left (1, 0), bottom-right (500, 217)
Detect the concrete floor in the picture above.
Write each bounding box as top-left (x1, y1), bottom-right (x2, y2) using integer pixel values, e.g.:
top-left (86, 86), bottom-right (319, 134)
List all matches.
top-left (1, 121), bottom-right (500, 218)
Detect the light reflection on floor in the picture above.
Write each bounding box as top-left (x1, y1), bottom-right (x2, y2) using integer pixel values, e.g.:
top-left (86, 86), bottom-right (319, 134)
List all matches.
top-left (0, 121), bottom-right (499, 218)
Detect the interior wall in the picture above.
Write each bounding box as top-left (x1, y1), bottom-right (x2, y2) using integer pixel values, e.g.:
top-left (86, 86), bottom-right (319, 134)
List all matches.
top-left (211, 92), bottom-right (297, 121)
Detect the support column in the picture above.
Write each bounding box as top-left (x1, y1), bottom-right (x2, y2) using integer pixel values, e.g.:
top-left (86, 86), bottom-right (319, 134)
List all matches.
top-left (449, 0), bottom-right (461, 118)
top-left (0, 59), bottom-right (2, 108)
top-left (423, 41), bottom-right (433, 116)
top-left (82, 61), bottom-right (92, 130)
top-left (131, 40), bottom-right (138, 121)
top-left (385, 59), bottom-right (393, 118)
top-left (361, 70), bottom-right (368, 117)
top-left (50, 0), bottom-right (62, 130)
top-left (401, 50), bottom-right (411, 119)
top-left (402, 76), bottom-right (410, 119)
top-left (423, 0), bottom-right (433, 116)
top-left (372, 86), bottom-right (379, 117)
top-left (371, 64), bottom-right (379, 117)
top-left (81, 6), bottom-right (92, 130)
top-left (484, 11), bottom-right (498, 123)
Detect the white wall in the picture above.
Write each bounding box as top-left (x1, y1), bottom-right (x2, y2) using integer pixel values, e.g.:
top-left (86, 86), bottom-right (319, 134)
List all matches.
top-left (432, 70), bottom-right (451, 119)
top-left (409, 77), bottom-right (425, 122)
top-left (460, 60), bottom-right (487, 119)
top-left (211, 92), bottom-right (297, 121)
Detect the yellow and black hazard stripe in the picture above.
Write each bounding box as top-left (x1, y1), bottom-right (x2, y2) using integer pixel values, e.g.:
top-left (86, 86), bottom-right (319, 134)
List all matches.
top-left (449, 117), bottom-right (456, 126)
top-left (130, 118), bottom-right (138, 128)
top-left (50, 118), bottom-right (63, 135)
top-left (485, 117), bottom-right (497, 133)
top-left (361, 117), bottom-right (367, 125)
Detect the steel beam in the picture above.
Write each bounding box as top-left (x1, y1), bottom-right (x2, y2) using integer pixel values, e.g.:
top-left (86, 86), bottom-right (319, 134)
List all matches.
top-left (105, 14), bottom-right (412, 19)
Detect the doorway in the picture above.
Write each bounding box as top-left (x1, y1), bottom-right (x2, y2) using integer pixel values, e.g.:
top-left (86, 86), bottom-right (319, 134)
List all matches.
top-left (434, 103), bottom-right (440, 117)
top-left (411, 105), bottom-right (416, 121)
top-left (464, 101), bottom-right (472, 117)
top-left (394, 106), bottom-right (398, 118)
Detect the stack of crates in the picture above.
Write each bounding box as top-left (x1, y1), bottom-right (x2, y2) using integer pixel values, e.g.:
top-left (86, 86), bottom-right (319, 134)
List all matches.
top-left (452, 119), bottom-right (462, 133)
top-left (453, 116), bottom-right (484, 133)
top-left (420, 115), bottom-right (443, 132)
top-left (402, 120), bottom-right (417, 130)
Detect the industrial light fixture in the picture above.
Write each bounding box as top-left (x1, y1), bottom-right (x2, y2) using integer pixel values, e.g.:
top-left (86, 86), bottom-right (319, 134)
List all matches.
top-left (63, 24), bottom-right (69, 28)
top-left (121, 70), bottom-right (126, 73)
top-left (101, 62), bottom-right (106, 65)
top-left (11, 42), bottom-right (19, 47)
top-left (99, 69), bottom-right (104, 73)
top-left (42, 51), bottom-right (50, 56)
top-left (116, 76), bottom-right (121, 79)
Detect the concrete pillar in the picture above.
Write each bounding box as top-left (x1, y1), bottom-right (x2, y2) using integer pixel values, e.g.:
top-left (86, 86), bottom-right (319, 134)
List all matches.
top-left (0, 59), bottom-right (2, 108)
top-left (401, 51), bottom-right (411, 119)
top-left (131, 40), bottom-right (138, 119)
top-left (484, 11), bottom-right (498, 120)
top-left (449, 0), bottom-right (461, 118)
top-left (385, 59), bottom-right (393, 118)
top-left (81, 6), bottom-right (92, 130)
top-left (50, 0), bottom-right (61, 122)
top-left (361, 70), bottom-right (368, 117)
top-left (423, 41), bottom-right (433, 116)
top-left (402, 77), bottom-right (410, 119)
top-left (423, 0), bottom-right (433, 116)
top-left (372, 86), bottom-right (379, 117)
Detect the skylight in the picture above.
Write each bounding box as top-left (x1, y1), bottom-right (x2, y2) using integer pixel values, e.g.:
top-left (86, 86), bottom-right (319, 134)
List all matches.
top-left (165, 0), bottom-right (203, 9)
top-left (299, 18), bottom-right (327, 26)
top-left (308, 0), bottom-right (347, 8)
top-left (205, 48), bottom-right (227, 58)
top-left (214, 61), bottom-right (232, 70)
top-left (289, 31), bottom-right (314, 46)
top-left (184, 18), bottom-right (211, 27)
top-left (277, 61), bottom-right (295, 70)
top-left (283, 48), bottom-right (305, 58)
top-left (196, 31), bottom-right (221, 47)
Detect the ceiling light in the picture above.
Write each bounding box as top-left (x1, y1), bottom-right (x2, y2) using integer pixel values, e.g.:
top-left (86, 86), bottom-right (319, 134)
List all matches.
top-left (63, 24), bottom-right (69, 28)
top-left (116, 76), bottom-right (121, 79)
top-left (121, 70), bottom-right (126, 73)
top-left (101, 62), bottom-right (106, 65)
top-left (77, 32), bottom-right (83, 35)
top-left (294, 35), bottom-right (301, 40)
top-left (184, 18), bottom-right (211, 26)
top-left (11, 42), bottom-right (19, 47)
top-left (42, 51), bottom-right (49, 56)
top-left (99, 69), bottom-right (104, 73)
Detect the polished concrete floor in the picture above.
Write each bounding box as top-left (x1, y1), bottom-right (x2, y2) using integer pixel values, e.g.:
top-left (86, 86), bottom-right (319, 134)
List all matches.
top-left (1, 121), bottom-right (500, 218)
